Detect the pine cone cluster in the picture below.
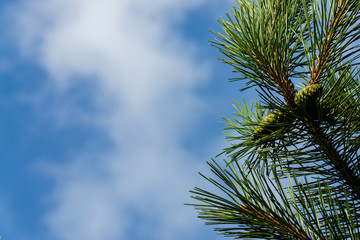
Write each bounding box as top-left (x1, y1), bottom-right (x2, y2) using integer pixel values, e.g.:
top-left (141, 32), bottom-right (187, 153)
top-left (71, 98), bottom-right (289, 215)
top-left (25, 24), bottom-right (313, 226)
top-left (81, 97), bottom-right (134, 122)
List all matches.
top-left (252, 84), bottom-right (323, 140)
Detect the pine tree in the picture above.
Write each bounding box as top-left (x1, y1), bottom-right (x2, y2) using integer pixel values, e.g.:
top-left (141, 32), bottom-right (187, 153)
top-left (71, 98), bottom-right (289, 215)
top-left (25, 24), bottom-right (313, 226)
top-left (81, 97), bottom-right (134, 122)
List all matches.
top-left (189, 0), bottom-right (360, 239)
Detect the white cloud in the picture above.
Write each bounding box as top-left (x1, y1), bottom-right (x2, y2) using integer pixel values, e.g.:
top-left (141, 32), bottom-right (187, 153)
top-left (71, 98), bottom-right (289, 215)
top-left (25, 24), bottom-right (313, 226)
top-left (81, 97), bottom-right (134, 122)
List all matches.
top-left (6, 0), bottom-right (228, 239)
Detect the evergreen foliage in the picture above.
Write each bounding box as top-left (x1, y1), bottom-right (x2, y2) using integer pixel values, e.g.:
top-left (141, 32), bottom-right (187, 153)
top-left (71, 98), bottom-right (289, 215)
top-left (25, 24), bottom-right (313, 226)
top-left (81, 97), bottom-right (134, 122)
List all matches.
top-left (189, 0), bottom-right (360, 239)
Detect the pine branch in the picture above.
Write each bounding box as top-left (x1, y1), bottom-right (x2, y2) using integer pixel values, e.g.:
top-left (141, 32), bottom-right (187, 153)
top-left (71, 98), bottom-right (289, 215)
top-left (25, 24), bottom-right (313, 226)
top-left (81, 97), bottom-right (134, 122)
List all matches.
top-left (189, 161), bottom-right (317, 240)
top-left (306, 0), bottom-right (360, 85)
top-left (298, 113), bottom-right (360, 201)
top-left (211, 0), bottom-right (310, 106)
top-left (190, 0), bottom-right (360, 238)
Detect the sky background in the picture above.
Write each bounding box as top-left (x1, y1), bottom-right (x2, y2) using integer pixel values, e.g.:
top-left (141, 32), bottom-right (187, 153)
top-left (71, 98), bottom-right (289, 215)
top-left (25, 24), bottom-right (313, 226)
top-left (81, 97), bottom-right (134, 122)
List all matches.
top-left (0, 0), bottom-right (255, 239)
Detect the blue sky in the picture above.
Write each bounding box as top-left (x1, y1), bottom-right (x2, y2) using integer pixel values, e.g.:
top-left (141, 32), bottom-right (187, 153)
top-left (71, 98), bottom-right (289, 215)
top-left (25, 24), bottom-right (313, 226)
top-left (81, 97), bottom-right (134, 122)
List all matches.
top-left (0, 0), bottom-right (255, 239)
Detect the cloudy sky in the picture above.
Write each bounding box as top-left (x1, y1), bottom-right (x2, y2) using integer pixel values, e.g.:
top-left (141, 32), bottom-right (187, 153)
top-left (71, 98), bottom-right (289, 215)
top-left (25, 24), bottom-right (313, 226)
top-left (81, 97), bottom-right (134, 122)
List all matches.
top-left (0, 0), bottom-right (254, 239)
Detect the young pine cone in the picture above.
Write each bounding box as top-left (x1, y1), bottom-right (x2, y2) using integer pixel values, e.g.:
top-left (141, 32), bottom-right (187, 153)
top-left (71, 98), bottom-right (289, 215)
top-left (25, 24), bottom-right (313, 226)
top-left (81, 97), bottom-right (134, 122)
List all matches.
top-left (295, 84), bottom-right (322, 108)
top-left (252, 109), bottom-right (290, 140)
top-left (295, 84), bottom-right (328, 120)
